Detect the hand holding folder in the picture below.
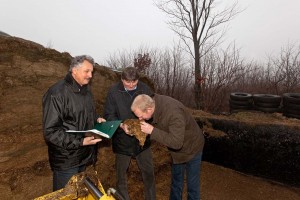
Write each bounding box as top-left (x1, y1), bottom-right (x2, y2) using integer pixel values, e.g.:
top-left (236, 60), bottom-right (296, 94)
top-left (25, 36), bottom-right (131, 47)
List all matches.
top-left (66, 120), bottom-right (122, 139)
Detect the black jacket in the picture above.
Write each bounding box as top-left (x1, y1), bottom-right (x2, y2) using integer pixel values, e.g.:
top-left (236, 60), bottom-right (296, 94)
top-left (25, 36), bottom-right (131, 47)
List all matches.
top-left (104, 81), bottom-right (153, 156)
top-left (42, 73), bottom-right (98, 170)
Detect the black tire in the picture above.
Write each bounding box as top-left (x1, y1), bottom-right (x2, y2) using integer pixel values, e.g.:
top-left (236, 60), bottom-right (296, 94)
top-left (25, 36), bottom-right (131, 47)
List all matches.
top-left (282, 99), bottom-right (289, 106)
top-left (283, 93), bottom-right (300, 104)
top-left (229, 99), bottom-right (252, 106)
top-left (282, 102), bottom-right (300, 110)
top-left (282, 107), bottom-right (300, 115)
top-left (253, 105), bottom-right (281, 113)
top-left (230, 104), bottom-right (252, 111)
top-left (230, 92), bottom-right (252, 101)
top-left (253, 101), bottom-right (281, 108)
top-left (253, 94), bottom-right (282, 104)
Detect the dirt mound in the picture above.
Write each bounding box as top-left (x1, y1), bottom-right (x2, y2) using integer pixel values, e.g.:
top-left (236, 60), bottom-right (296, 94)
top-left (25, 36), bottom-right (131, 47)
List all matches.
top-left (0, 35), bottom-right (299, 199)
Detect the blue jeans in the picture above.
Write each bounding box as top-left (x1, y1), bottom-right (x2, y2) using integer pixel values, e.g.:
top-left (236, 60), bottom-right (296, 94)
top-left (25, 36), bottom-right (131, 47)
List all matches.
top-left (170, 151), bottom-right (202, 200)
top-left (53, 165), bottom-right (86, 191)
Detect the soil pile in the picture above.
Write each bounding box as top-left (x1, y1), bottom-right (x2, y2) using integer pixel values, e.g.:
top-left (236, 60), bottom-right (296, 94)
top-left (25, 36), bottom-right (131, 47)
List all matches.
top-left (0, 36), bottom-right (299, 199)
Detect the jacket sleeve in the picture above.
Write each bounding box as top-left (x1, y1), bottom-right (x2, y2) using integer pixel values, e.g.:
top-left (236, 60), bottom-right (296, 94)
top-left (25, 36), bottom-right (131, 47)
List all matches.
top-left (103, 90), bottom-right (119, 121)
top-left (151, 108), bottom-right (186, 150)
top-left (42, 93), bottom-right (83, 149)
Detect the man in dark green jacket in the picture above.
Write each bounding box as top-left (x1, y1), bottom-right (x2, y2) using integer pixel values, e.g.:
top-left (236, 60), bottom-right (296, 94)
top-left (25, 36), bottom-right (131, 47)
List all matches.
top-left (103, 67), bottom-right (156, 200)
top-left (131, 94), bottom-right (205, 200)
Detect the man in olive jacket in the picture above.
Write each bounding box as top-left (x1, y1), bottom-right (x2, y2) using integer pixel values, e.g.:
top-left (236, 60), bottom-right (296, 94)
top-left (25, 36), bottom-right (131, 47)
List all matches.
top-left (103, 67), bottom-right (156, 200)
top-left (131, 94), bottom-right (205, 200)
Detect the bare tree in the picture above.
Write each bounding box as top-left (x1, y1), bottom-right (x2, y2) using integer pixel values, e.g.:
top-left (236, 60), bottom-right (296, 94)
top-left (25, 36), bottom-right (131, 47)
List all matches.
top-left (106, 49), bottom-right (135, 69)
top-left (200, 43), bottom-right (251, 112)
top-left (103, 44), bottom-right (195, 106)
top-left (243, 44), bottom-right (300, 95)
top-left (155, 0), bottom-right (239, 109)
top-left (269, 44), bottom-right (300, 93)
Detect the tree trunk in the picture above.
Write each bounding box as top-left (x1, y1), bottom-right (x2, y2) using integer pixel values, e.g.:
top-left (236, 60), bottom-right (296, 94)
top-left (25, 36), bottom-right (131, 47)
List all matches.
top-left (194, 42), bottom-right (204, 109)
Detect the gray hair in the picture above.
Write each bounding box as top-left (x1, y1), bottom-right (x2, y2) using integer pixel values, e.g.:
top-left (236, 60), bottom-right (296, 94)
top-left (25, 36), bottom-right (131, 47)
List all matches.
top-left (131, 94), bottom-right (155, 112)
top-left (69, 55), bottom-right (95, 72)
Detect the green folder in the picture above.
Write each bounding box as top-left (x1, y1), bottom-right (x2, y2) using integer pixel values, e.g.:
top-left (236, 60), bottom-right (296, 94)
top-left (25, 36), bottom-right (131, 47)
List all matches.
top-left (66, 120), bottom-right (122, 139)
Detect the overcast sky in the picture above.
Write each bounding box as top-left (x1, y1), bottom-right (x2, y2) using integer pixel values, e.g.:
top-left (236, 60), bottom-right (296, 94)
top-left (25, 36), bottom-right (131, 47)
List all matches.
top-left (1, 0), bottom-right (300, 64)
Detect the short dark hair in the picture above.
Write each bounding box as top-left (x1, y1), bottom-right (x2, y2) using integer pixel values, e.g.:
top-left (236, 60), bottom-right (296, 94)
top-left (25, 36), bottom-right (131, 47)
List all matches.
top-left (121, 67), bottom-right (139, 81)
top-left (69, 55), bottom-right (94, 72)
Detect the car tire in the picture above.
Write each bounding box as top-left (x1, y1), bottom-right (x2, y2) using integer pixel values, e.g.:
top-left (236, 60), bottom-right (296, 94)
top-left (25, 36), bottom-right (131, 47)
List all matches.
top-left (253, 105), bottom-right (281, 113)
top-left (230, 92), bottom-right (252, 101)
top-left (253, 94), bottom-right (282, 104)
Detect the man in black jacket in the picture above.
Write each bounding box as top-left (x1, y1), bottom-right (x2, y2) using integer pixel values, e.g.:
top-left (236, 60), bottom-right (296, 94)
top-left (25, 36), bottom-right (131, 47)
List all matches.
top-left (104, 67), bottom-right (156, 200)
top-left (42, 55), bottom-right (105, 191)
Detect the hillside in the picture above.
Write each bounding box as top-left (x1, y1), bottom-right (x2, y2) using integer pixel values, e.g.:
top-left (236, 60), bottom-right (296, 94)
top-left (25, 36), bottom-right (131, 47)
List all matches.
top-left (0, 35), bottom-right (299, 199)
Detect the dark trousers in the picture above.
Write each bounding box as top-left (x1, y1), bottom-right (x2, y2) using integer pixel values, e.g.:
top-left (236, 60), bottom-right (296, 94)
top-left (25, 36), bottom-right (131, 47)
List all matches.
top-left (170, 151), bottom-right (202, 200)
top-left (115, 148), bottom-right (156, 200)
top-left (52, 165), bottom-right (86, 191)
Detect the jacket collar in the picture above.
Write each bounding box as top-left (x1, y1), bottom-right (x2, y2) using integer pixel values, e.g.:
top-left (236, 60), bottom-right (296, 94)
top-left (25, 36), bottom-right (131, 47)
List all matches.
top-left (152, 94), bottom-right (160, 125)
top-left (64, 72), bottom-right (88, 94)
top-left (117, 80), bottom-right (140, 92)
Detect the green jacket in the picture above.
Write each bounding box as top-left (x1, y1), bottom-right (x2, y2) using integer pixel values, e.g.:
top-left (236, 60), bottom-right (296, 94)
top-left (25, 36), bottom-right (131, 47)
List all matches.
top-left (151, 94), bottom-right (205, 164)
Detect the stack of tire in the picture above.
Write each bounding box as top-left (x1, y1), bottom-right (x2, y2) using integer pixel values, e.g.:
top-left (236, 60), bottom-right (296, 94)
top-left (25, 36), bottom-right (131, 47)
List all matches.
top-left (282, 93), bottom-right (300, 119)
top-left (252, 94), bottom-right (282, 113)
top-left (229, 92), bottom-right (253, 113)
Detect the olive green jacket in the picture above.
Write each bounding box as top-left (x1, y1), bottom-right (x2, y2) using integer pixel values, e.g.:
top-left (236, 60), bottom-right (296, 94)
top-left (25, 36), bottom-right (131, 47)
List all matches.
top-left (151, 94), bottom-right (205, 164)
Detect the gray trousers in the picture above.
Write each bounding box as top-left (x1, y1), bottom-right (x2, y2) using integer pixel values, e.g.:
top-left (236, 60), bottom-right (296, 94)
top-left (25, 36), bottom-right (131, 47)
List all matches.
top-left (115, 148), bottom-right (156, 200)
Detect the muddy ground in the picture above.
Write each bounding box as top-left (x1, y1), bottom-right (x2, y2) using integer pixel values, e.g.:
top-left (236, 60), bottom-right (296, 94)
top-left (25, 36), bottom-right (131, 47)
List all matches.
top-left (0, 132), bottom-right (300, 200)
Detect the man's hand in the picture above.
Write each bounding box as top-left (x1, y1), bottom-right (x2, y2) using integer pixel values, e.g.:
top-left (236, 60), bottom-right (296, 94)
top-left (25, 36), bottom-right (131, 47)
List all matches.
top-left (82, 136), bottom-right (102, 146)
top-left (140, 121), bottom-right (153, 134)
top-left (120, 123), bottom-right (130, 135)
top-left (97, 117), bottom-right (106, 123)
